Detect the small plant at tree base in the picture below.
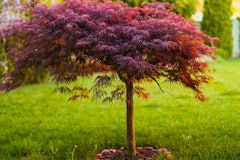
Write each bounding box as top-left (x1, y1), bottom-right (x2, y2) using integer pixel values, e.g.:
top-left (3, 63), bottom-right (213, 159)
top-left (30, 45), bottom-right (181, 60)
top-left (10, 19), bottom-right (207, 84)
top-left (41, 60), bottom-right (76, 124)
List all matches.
top-left (0, 0), bottom-right (218, 158)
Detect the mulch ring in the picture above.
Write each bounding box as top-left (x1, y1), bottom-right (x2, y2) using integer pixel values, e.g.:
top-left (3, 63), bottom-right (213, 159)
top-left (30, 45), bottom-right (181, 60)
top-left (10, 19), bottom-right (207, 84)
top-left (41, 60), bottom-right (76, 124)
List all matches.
top-left (96, 147), bottom-right (172, 160)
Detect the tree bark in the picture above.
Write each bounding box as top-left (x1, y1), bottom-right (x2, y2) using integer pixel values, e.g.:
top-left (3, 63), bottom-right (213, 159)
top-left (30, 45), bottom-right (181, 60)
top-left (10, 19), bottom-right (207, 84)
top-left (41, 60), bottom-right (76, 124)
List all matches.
top-left (126, 80), bottom-right (137, 157)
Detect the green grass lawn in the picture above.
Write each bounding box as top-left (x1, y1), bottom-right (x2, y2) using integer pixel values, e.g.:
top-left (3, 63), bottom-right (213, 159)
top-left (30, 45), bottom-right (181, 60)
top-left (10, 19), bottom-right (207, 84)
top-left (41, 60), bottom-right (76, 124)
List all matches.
top-left (0, 58), bottom-right (240, 160)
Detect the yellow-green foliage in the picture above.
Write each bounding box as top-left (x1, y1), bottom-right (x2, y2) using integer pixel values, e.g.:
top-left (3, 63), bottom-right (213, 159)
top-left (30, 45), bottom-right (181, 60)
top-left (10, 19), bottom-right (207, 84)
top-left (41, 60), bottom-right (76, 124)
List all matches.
top-left (158, 0), bottom-right (199, 18)
top-left (202, 0), bottom-right (233, 58)
top-left (122, 0), bottom-right (199, 18)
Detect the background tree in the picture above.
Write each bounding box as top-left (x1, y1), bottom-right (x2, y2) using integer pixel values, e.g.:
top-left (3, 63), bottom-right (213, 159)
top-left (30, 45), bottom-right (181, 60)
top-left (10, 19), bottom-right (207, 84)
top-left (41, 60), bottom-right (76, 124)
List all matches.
top-left (201, 0), bottom-right (233, 58)
top-left (0, 0), bottom-right (217, 158)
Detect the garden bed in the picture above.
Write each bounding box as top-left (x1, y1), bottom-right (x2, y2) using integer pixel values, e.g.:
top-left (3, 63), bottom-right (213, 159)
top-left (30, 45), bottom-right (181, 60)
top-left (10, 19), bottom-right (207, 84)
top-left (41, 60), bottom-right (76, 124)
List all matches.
top-left (96, 147), bottom-right (171, 160)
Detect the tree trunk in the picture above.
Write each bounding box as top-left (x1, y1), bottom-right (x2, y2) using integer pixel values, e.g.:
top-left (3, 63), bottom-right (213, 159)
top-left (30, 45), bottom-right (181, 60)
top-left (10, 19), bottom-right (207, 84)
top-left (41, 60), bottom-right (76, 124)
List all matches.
top-left (126, 80), bottom-right (137, 157)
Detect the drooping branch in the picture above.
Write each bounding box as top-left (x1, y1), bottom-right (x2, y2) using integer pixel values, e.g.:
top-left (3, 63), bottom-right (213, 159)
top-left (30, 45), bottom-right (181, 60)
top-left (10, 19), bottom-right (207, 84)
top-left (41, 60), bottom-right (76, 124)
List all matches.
top-left (149, 76), bottom-right (165, 93)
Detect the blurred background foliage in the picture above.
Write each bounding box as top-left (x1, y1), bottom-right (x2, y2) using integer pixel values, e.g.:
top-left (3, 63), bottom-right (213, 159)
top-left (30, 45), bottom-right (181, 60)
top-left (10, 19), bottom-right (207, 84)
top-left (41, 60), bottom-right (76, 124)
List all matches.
top-left (0, 0), bottom-right (47, 84)
top-left (201, 0), bottom-right (233, 58)
top-left (122, 0), bottom-right (199, 19)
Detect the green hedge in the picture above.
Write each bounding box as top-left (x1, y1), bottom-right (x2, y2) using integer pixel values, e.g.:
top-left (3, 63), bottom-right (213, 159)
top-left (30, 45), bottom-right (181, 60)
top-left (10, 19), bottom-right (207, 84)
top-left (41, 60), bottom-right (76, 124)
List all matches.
top-left (201, 0), bottom-right (233, 58)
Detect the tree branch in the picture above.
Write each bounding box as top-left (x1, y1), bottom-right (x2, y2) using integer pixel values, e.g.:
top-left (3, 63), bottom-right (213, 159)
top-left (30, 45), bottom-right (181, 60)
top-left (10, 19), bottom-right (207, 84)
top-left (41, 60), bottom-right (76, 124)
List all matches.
top-left (117, 71), bottom-right (127, 83)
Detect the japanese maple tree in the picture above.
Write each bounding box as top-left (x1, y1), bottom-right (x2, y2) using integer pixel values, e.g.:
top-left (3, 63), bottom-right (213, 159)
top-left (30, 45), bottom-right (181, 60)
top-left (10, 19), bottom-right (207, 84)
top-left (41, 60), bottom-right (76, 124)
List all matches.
top-left (0, 0), bottom-right (218, 157)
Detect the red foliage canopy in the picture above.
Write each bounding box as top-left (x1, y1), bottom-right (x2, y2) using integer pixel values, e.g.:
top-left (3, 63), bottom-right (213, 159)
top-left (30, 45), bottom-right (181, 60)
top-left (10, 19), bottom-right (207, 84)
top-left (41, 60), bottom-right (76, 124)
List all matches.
top-left (0, 0), bottom-right (217, 100)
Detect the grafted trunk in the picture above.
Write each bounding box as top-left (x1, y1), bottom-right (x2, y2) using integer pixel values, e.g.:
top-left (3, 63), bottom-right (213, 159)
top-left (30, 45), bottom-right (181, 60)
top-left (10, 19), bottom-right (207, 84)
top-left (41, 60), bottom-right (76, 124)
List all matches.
top-left (126, 80), bottom-right (137, 157)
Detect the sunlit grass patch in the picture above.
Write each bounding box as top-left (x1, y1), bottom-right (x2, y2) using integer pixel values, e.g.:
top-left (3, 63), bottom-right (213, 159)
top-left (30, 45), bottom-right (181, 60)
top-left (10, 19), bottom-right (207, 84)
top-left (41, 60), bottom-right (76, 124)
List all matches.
top-left (0, 59), bottom-right (240, 159)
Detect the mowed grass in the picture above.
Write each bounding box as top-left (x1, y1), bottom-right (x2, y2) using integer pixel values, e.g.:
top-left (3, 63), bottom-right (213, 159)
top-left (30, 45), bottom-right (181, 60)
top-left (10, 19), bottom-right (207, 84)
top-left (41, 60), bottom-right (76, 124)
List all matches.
top-left (0, 58), bottom-right (240, 160)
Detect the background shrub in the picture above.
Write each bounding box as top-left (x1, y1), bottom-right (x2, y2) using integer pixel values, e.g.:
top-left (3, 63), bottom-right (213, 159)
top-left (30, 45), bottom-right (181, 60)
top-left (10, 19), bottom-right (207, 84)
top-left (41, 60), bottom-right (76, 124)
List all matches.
top-left (216, 48), bottom-right (229, 59)
top-left (201, 0), bottom-right (233, 58)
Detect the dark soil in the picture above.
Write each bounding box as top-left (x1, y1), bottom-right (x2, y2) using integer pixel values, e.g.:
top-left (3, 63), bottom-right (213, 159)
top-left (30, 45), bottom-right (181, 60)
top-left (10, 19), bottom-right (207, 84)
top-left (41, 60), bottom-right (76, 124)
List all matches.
top-left (96, 147), bottom-right (171, 160)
